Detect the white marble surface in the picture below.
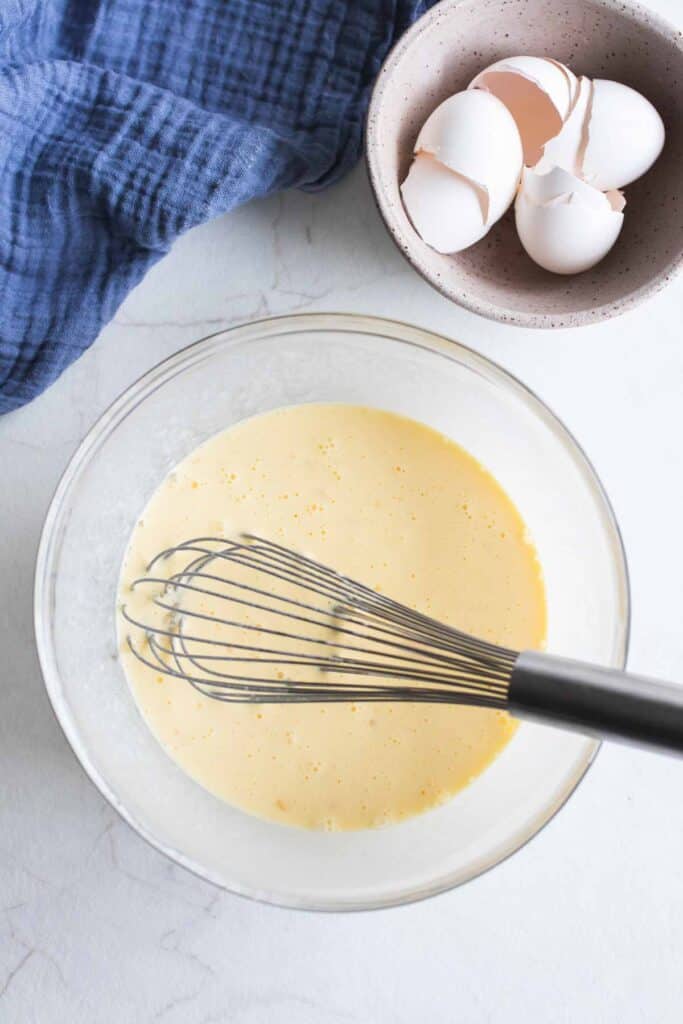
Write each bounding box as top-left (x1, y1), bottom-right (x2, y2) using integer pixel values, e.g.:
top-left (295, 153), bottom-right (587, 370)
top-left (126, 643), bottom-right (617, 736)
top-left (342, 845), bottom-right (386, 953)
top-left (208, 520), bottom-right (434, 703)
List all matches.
top-left (3, 5), bottom-right (683, 1014)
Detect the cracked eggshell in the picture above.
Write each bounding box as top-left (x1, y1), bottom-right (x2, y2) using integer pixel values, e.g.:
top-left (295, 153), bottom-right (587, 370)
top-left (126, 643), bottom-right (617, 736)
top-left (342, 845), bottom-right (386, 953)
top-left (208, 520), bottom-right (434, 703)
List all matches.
top-left (515, 166), bottom-right (625, 274)
top-left (535, 76), bottom-right (592, 178)
top-left (469, 56), bottom-right (577, 165)
top-left (583, 79), bottom-right (665, 190)
top-left (519, 164), bottom-right (608, 209)
top-left (400, 153), bottom-right (489, 254)
top-left (547, 58), bottom-right (580, 109)
top-left (415, 90), bottom-right (523, 225)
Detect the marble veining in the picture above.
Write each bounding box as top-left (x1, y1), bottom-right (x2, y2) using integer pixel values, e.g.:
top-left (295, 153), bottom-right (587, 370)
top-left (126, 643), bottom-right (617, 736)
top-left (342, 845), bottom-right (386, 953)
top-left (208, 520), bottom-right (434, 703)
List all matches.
top-left (3, 9), bottom-right (683, 1004)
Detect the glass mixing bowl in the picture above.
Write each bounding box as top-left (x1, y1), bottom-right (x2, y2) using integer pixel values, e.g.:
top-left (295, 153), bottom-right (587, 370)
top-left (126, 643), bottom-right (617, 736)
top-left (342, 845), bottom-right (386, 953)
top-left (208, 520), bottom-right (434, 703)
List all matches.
top-left (35, 313), bottom-right (629, 910)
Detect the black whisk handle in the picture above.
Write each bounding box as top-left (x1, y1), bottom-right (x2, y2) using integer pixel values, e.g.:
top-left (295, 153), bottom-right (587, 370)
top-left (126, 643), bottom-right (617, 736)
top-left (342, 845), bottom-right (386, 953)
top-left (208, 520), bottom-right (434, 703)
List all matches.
top-left (508, 650), bottom-right (683, 755)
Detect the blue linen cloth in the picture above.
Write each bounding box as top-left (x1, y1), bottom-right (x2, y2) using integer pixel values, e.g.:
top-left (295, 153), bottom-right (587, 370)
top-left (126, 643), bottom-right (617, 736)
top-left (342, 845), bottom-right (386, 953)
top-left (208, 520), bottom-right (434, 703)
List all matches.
top-left (0, 0), bottom-right (429, 414)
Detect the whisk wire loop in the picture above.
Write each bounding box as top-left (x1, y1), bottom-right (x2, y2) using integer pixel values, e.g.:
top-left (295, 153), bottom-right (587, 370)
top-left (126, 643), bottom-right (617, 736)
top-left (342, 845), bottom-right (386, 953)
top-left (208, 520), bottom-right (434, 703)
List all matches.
top-left (123, 534), bottom-right (516, 707)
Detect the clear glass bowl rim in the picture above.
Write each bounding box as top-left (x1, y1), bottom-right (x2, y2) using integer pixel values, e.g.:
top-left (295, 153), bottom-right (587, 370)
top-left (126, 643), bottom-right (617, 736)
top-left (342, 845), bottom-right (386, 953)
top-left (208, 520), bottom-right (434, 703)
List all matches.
top-left (34, 312), bottom-right (631, 911)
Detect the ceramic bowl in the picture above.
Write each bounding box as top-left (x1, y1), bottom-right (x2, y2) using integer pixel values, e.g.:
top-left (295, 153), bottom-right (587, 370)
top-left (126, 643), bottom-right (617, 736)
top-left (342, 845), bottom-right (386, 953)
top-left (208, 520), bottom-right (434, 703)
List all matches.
top-left (35, 313), bottom-right (629, 910)
top-left (366, 0), bottom-right (683, 328)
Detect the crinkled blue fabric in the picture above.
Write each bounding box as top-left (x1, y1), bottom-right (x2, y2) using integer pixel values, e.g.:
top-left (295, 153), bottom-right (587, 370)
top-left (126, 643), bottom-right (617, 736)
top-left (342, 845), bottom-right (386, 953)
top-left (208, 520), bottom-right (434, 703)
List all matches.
top-left (0, 0), bottom-right (430, 413)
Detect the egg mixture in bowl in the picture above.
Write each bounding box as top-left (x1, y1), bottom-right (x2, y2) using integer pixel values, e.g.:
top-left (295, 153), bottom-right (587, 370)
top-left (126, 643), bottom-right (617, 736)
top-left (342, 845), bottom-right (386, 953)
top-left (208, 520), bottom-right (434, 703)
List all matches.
top-left (118, 403), bottom-right (546, 831)
top-left (36, 315), bottom-right (628, 908)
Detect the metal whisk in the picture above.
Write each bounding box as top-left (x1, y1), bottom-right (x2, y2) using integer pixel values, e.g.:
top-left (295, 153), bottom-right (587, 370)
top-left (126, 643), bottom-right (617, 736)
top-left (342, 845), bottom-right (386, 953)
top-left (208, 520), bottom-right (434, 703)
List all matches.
top-left (122, 534), bottom-right (683, 756)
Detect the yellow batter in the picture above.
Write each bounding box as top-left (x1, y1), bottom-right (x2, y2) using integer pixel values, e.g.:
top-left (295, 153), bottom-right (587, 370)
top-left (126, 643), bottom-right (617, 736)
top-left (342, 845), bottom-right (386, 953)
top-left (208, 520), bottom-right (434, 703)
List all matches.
top-left (118, 404), bottom-right (545, 830)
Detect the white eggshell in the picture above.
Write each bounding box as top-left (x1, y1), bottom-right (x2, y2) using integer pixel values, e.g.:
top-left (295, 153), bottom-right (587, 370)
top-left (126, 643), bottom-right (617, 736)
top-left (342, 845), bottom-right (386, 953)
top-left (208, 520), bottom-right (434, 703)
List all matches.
top-left (583, 79), bottom-right (665, 190)
top-left (415, 90), bottom-right (523, 224)
top-left (470, 55), bottom-right (575, 119)
top-left (469, 56), bottom-right (577, 166)
top-left (515, 166), bottom-right (624, 274)
top-left (519, 164), bottom-right (610, 210)
top-left (400, 153), bottom-right (488, 253)
top-left (547, 58), bottom-right (580, 109)
top-left (536, 76), bottom-right (592, 177)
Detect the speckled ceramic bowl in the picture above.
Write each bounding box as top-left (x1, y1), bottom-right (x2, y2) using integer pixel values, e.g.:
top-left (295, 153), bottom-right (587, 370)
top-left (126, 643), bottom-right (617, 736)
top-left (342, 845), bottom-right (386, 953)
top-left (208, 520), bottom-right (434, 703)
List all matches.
top-left (366, 0), bottom-right (683, 328)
